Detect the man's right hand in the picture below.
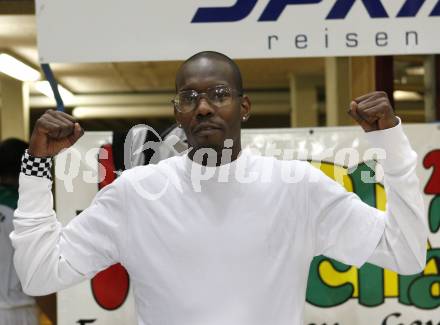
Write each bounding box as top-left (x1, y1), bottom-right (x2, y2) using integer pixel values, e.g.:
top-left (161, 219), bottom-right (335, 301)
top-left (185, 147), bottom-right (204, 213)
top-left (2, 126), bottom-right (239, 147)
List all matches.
top-left (29, 110), bottom-right (84, 158)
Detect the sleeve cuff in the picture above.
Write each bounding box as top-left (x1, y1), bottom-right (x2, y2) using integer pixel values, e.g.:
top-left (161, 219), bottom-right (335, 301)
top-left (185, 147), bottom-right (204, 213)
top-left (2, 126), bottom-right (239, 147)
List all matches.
top-left (363, 117), bottom-right (417, 174)
top-left (21, 150), bottom-right (53, 181)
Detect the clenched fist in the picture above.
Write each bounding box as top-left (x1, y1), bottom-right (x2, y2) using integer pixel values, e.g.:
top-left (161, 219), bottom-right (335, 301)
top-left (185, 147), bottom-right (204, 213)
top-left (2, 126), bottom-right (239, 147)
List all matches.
top-left (348, 91), bottom-right (399, 132)
top-left (29, 110), bottom-right (84, 158)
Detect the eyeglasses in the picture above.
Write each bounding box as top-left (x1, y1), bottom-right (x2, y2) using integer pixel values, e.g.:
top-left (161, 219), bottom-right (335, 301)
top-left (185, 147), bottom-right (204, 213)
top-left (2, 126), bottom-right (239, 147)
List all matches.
top-left (172, 85), bottom-right (242, 113)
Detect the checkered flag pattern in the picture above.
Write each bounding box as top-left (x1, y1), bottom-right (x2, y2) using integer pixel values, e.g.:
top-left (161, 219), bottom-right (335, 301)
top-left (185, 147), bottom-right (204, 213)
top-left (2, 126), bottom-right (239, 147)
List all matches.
top-left (21, 150), bottom-right (52, 180)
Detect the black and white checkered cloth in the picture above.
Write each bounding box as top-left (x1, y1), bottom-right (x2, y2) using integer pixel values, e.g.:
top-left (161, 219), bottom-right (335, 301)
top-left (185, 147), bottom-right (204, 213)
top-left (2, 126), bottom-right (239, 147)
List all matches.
top-left (21, 150), bottom-right (52, 180)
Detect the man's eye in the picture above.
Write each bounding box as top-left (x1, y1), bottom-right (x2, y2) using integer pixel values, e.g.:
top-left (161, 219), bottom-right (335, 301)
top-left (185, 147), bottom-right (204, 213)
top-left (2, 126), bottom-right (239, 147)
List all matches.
top-left (180, 93), bottom-right (197, 104)
top-left (212, 88), bottom-right (231, 100)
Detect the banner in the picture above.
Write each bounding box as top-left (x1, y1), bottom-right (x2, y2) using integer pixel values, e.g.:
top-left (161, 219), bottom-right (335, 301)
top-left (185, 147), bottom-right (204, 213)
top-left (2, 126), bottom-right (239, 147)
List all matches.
top-left (36, 0), bottom-right (440, 63)
top-left (54, 132), bottom-right (137, 325)
top-left (55, 124), bottom-right (440, 324)
top-left (242, 124), bottom-right (440, 324)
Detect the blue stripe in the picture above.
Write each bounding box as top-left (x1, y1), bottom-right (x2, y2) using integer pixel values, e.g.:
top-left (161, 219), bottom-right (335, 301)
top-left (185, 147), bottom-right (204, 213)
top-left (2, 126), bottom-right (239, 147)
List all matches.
top-left (397, 0), bottom-right (425, 17)
top-left (431, 0), bottom-right (440, 16)
top-left (41, 63), bottom-right (65, 112)
top-left (327, 0), bottom-right (388, 19)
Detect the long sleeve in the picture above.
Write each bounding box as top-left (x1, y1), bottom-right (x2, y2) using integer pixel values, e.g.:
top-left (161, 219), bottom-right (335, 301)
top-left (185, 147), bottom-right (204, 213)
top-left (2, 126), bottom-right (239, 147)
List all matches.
top-left (364, 121), bottom-right (428, 274)
top-left (10, 173), bottom-right (127, 296)
top-left (309, 120), bottom-right (427, 275)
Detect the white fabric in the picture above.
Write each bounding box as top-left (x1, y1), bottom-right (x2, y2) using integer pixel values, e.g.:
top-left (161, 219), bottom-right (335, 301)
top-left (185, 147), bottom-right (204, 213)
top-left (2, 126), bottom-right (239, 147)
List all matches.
top-left (0, 204), bottom-right (35, 309)
top-left (11, 121), bottom-right (427, 325)
top-left (0, 306), bottom-right (38, 325)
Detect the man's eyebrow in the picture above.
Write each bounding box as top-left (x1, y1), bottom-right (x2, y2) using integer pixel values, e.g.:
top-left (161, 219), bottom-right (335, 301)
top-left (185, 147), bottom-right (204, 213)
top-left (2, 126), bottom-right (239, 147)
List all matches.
top-left (178, 87), bottom-right (192, 92)
top-left (178, 83), bottom-right (229, 92)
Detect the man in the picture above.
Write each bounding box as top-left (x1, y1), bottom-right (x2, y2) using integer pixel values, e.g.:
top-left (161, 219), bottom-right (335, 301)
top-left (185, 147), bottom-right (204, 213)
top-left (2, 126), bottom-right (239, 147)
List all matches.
top-left (0, 139), bottom-right (38, 325)
top-left (11, 51), bottom-right (427, 325)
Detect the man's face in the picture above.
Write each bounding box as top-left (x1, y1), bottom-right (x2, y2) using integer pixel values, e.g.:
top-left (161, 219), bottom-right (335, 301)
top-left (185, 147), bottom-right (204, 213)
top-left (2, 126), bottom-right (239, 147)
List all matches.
top-left (174, 58), bottom-right (250, 152)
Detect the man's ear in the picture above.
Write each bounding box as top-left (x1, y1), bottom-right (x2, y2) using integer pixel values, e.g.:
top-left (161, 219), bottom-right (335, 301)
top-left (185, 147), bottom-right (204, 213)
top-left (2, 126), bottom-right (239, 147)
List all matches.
top-left (240, 95), bottom-right (251, 122)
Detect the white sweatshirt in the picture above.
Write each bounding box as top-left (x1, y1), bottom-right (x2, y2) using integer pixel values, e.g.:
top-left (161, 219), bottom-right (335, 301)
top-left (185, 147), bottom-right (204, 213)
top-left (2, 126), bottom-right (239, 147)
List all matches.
top-left (11, 122), bottom-right (427, 325)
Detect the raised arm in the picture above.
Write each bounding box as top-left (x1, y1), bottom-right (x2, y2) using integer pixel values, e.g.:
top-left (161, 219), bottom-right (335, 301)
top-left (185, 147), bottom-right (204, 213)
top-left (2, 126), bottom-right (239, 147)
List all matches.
top-left (10, 110), bottom-right (126, 295)
top-left (351, 92), bottom-right (427, 274)
top-left (310, 92), bottom-right (428, 275)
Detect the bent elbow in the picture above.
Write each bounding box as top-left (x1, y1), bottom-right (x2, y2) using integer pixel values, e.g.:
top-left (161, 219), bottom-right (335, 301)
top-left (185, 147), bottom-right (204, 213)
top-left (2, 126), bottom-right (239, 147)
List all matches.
top-left (22, 279), bottom-right (57, 297)
top-left (397, 263), bottom-right (425, 275)
top-left (396, 250), bottom-right (427, 276)
top-left (23, 286), bottom-right (44, 297)
top-left (19, 275), bottom-right (46, 296)
top-left (14, 256), bottom-right (58, 297)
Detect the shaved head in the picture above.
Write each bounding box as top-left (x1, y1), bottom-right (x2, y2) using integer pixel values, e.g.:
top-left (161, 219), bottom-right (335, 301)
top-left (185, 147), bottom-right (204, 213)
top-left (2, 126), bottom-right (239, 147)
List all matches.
top-left (173, 51), bottom-right (251, 164)
top-left (175, 51), bottom-right (243, 93)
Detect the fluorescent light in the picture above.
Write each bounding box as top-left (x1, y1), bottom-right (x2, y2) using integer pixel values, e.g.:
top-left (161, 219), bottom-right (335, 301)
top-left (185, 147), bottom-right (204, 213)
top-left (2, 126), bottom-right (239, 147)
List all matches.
top-left (0, 53), bottom-right (40, 81)
top-left (71, 102), bottom-right (289, 119)
top-left (393, 90), bottom-right (423, 102)
top-left (34, 81), bottom-right (74, 102)
top-left (405, 66), bottom-right (425, 76)
top-left (72, 105), bottom-right (173, 119)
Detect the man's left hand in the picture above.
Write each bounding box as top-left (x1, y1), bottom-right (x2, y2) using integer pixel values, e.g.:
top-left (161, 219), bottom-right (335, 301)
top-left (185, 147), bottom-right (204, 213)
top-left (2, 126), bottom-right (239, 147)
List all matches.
top-left (348, 91), bottom-right (399, 132)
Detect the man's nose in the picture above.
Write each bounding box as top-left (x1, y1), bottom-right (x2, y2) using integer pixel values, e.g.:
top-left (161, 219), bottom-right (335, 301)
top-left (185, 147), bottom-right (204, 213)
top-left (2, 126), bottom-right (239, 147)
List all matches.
top-left (195, 97), bottom-right (215, 118)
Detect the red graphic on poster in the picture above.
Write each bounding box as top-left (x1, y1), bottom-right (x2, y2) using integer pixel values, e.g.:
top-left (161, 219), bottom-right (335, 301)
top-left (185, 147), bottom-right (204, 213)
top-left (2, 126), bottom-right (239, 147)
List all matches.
top-left (98, 144), bottom-right (116, 189)
top-left (91, 263), bottom-right (130, 311)
top-left (90, 144), bottom-right (130, 310)
top-left (423, 150), bottom-right (440, 195)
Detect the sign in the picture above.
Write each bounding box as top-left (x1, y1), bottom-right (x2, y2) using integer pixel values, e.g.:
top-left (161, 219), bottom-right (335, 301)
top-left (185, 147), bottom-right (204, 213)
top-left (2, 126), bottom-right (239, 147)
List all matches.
top-left (36, 0), bottom-right (440, 63)
top-left (55, 124), bottom-right (440, 324)
top-left (242, 124), bottom-right (440, 325)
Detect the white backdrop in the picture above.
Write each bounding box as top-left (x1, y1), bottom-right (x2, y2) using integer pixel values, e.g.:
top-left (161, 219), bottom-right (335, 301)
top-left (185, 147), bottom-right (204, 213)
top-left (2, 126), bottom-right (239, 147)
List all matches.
top-left (55, 124), bottom-right (440, 324)
top-left (36, 0), bottom-right (440, 63)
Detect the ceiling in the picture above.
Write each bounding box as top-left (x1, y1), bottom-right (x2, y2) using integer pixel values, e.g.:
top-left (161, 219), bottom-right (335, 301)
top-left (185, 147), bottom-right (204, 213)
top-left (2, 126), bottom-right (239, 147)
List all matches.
top-left (0, 12), bottom-right (325, 95)
top-left (0, 2), bottom-right (427, 131)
